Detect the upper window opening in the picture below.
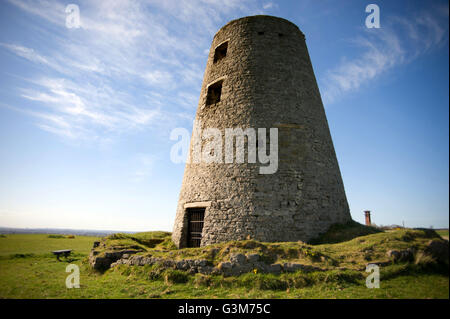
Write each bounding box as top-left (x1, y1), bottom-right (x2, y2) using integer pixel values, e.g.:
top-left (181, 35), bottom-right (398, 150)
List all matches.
top-left (278, 33), bottom-right (284, 37)
top-left (258, 31), bottom-right (265, 35)
top-left (213, 42), bottom-right (228, 63)
top-left (206, 80), bottom-right (223, 105)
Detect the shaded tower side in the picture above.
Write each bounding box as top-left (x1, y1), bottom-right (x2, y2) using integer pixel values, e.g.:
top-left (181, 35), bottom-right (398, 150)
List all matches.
top-left (172, 15), bottom-right (351, 248)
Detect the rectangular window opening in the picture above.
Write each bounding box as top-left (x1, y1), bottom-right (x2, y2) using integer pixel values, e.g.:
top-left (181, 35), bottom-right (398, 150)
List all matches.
top-left (187, 208), bottom-right (205, 248)
top-left (206, 80), bottom-right (223, 105)
top-left (213, 41), bottom-right (228, 63)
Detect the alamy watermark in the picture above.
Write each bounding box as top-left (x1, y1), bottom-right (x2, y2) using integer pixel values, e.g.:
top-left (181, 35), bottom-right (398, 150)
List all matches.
top-left (365, 264), bottom-right (380, 288)
top-left (66, 264), bottom-right (80, 288)
top-left (365, 4), bottom-right (380, 28)
top-left (65, 4), bottom-right (81, 29)
top-left (170, 120), bottom-right (278, 174)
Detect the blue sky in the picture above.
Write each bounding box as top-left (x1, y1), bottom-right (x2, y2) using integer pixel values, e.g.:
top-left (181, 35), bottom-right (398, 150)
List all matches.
top-left (0, 0), bottom-right (448, 231)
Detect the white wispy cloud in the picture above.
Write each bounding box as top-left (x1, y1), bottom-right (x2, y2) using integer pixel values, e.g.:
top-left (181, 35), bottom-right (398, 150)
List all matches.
top-left (17, 76), bottom-right (164, 140)
top-left (6, 0), bottom-right (67, 26)
top-left (321, 6), bottom-right (449, 105)
top-left (141, 70), bottom-right (174, 89)
top-left (0, 43), bottom-right (50, 65)
top-left (263, 2), bottom-right (276, 10)
top-left (3, 0), bottom-right (259, 140)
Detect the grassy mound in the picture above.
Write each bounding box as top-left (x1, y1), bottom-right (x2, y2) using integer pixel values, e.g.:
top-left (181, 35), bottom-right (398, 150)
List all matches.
top-left (92, 228), bottom-right (447, 274)
top-left (309, 220), bottom-right (382, 244)
top-left (96, 228), bottom-right (447, 298)
top-left (96, 231), bottom-right (174, 253)
top-left (0, 231), bottom-right (448, 298)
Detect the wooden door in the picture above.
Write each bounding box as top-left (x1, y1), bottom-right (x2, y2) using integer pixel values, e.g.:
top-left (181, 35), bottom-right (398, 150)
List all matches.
top-left (187, 208), bottom-right (205, 247)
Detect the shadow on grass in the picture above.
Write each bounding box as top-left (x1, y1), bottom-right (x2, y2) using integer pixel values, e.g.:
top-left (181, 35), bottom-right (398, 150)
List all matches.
top-left (9, 253), bottom-right (35, 259)
top-left (309, 220), bottom-right (382, 245)
top-left (381, 261), bottom-right (449, 281)
top-left (59, 256), bottom-right (81, 263)
top-left (5, 252), bottom-right (85, 264)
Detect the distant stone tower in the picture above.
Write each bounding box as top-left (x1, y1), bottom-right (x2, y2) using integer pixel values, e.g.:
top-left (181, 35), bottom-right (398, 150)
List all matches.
top-left (172, 15), bottom-right (351, 248)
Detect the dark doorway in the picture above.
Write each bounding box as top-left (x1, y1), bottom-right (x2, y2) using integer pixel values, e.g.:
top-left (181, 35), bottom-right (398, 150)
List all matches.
top-left (187, 208), bottom-right (205, 247)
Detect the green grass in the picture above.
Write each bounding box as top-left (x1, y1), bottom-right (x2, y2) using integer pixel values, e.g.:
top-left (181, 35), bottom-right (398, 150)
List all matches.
top-left (436, 229), bottom-right (449, 238)
top-left (0, 229), bottom-right (448, 299)
top-left (0, 255), bottom-right (447, 299)
top-left (0, 234), bottom-right (99, 256)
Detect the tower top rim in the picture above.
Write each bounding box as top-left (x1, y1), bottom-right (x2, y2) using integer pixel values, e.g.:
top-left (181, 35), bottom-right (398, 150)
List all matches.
top-left (214, 15), bottom-right (304, 38)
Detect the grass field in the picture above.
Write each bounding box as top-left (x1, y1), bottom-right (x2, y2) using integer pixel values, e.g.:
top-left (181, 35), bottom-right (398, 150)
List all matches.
top-left (0, 229), bottom-right (448, 299)
top-left (0, 234), bottom-right (98, 256)
top-left (436, 229), bottom-right (449, 239)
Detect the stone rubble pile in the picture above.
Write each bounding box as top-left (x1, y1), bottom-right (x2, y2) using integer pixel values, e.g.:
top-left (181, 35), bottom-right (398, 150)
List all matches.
top-left (108, 252), bottom-right (324, 276)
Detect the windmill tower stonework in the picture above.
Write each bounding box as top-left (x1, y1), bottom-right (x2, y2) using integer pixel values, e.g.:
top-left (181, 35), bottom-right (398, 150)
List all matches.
top-left (172, 15), bottom-right (351, 248)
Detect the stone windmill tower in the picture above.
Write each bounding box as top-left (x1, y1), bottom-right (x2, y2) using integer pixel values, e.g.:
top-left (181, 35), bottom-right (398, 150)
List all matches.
top-left (172, 15), bottom-right (351, 248)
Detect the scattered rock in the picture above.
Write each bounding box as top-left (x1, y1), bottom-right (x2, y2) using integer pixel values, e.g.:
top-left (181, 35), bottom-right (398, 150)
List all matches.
top-left (246, 253), bottom-right (260, 263)
top-left (218, 261), bottom-right (232, 271)
top-left (283, 262), bottom-right (304, 273)
top-left (89, 247), bottom-right (143, 270)
top-left (282, 262), bottom-right (323, 273)
top-left (424, 239), bottom-right (449, 264)
top-left (104, 248), bottom-right (327, 276)
top-left (267, 263), bottom-right (282, 274)
top-left (386, 248), bottom-right (415, 262)
top-left (198, 265), bottom-right (215, 275)
top-left (230, 253), bottom-right (246, 264)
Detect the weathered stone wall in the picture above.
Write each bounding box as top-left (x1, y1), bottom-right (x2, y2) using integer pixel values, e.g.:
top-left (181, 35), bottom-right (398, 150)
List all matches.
top-left (110, 253), bottom-right (324, 277)
top-left (172, 15), bottom-right (351, 248)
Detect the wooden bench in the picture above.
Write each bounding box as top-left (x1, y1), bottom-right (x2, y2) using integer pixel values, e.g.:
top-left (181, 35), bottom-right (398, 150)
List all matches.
top-left (52, 249), bottom-right (73, 261)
